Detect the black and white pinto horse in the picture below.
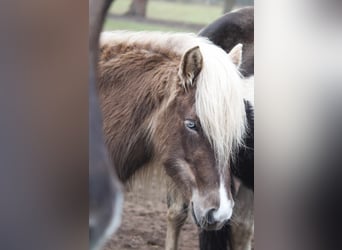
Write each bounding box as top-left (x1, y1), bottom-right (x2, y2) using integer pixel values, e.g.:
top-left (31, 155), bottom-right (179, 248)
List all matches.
top-left (199, 6), bottom-right (254, 79)
top-left (89, 0), bottom-right (123, 250)
top-left (198, 7), bottom-right (254, 250)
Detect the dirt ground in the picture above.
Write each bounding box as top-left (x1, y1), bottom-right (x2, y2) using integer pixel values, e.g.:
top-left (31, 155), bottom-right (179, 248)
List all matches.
top-left (104, 176), bottom-right (254, 250)
top-left (104, 181), bottom-right (199, 250)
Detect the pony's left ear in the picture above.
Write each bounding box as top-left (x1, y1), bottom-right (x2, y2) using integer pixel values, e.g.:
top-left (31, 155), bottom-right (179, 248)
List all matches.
top-left (179, 46), bottom-right (203, 88)
top-left (228, 43), bottom-right (243, 68)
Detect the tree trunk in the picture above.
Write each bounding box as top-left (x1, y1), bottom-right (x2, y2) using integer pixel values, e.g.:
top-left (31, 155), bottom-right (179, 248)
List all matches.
top-left (126, 0), bottom-right (148, 18)
top-left (223, 0), bottom-right (235, 13)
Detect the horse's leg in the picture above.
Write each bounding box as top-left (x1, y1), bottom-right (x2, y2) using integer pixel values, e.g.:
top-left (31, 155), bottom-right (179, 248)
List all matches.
top-left (165, 186), bottom-right (189, 250)
top-left (230, 184), bottom-right (254, 250)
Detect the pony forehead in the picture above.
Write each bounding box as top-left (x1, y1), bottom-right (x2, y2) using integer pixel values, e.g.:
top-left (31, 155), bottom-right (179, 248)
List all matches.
top-left (100, 31), bottom-right (247, 168)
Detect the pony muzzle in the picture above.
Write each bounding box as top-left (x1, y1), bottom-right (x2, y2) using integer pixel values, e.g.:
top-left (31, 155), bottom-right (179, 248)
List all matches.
top-left (191, 187), bottom-right (234, 230)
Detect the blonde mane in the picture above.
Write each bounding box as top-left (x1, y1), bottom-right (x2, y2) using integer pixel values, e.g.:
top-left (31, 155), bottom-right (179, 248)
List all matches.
top-left (100, 31), bottom-right (247, 172)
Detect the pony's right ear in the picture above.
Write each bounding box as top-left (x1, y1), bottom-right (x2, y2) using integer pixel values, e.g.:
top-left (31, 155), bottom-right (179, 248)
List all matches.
top-left (179, 46), bottom-right (203, 88)
top-left (228, 43), bottom-right (243, 68)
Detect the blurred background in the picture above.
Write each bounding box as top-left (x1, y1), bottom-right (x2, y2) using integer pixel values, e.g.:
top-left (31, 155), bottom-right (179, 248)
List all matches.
top-left (104, 0), bottom-right (254, 32)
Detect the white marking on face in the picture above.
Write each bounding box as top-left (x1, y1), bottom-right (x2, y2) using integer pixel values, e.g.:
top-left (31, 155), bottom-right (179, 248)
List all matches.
top-left (213, 177), bottom-right (234, 222)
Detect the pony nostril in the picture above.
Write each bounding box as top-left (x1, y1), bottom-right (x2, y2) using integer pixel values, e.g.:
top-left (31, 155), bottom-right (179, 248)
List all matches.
top-left (205, 208), bottom-right (217, 225)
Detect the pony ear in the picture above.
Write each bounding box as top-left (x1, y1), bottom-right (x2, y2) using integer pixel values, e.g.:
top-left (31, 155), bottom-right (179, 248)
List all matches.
top-left (228, 43), bottom-right (243, 68)
top-left (179, 46), bottom-right (203, 87)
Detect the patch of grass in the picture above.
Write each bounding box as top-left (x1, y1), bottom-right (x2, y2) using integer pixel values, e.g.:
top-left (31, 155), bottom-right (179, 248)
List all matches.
top-left (103, 19), bottom-right (195, 32)
top-left (109, 0), bottom-right (223, 25)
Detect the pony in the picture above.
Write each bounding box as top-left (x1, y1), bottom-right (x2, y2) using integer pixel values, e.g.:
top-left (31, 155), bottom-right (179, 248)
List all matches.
top-left (89, 0), bottom-right (123, 249)
top-left (198, 6), bottom-right (254, 250)
top-left (97, 30), bottom-right (248, 250)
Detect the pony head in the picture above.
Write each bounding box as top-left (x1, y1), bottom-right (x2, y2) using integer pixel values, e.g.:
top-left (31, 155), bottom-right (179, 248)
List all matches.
top-left (99, 32), bottom-right (246, 230)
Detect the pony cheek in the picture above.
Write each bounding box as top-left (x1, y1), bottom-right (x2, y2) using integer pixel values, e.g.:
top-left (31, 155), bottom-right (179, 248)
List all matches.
top-left (163, 160), bottom-right (195, 199)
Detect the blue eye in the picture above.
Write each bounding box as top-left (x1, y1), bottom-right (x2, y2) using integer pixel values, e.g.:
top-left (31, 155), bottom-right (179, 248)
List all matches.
top-left (185, 120), bottom-right (197, 130)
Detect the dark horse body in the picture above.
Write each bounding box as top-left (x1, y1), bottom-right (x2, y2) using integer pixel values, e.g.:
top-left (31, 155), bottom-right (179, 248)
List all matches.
top-left (199, 6), bottom-right (254, 79)
top-left (89, 1), bottom-right (123, 250)
top-left (198, 7), bottom-right (254, 250)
